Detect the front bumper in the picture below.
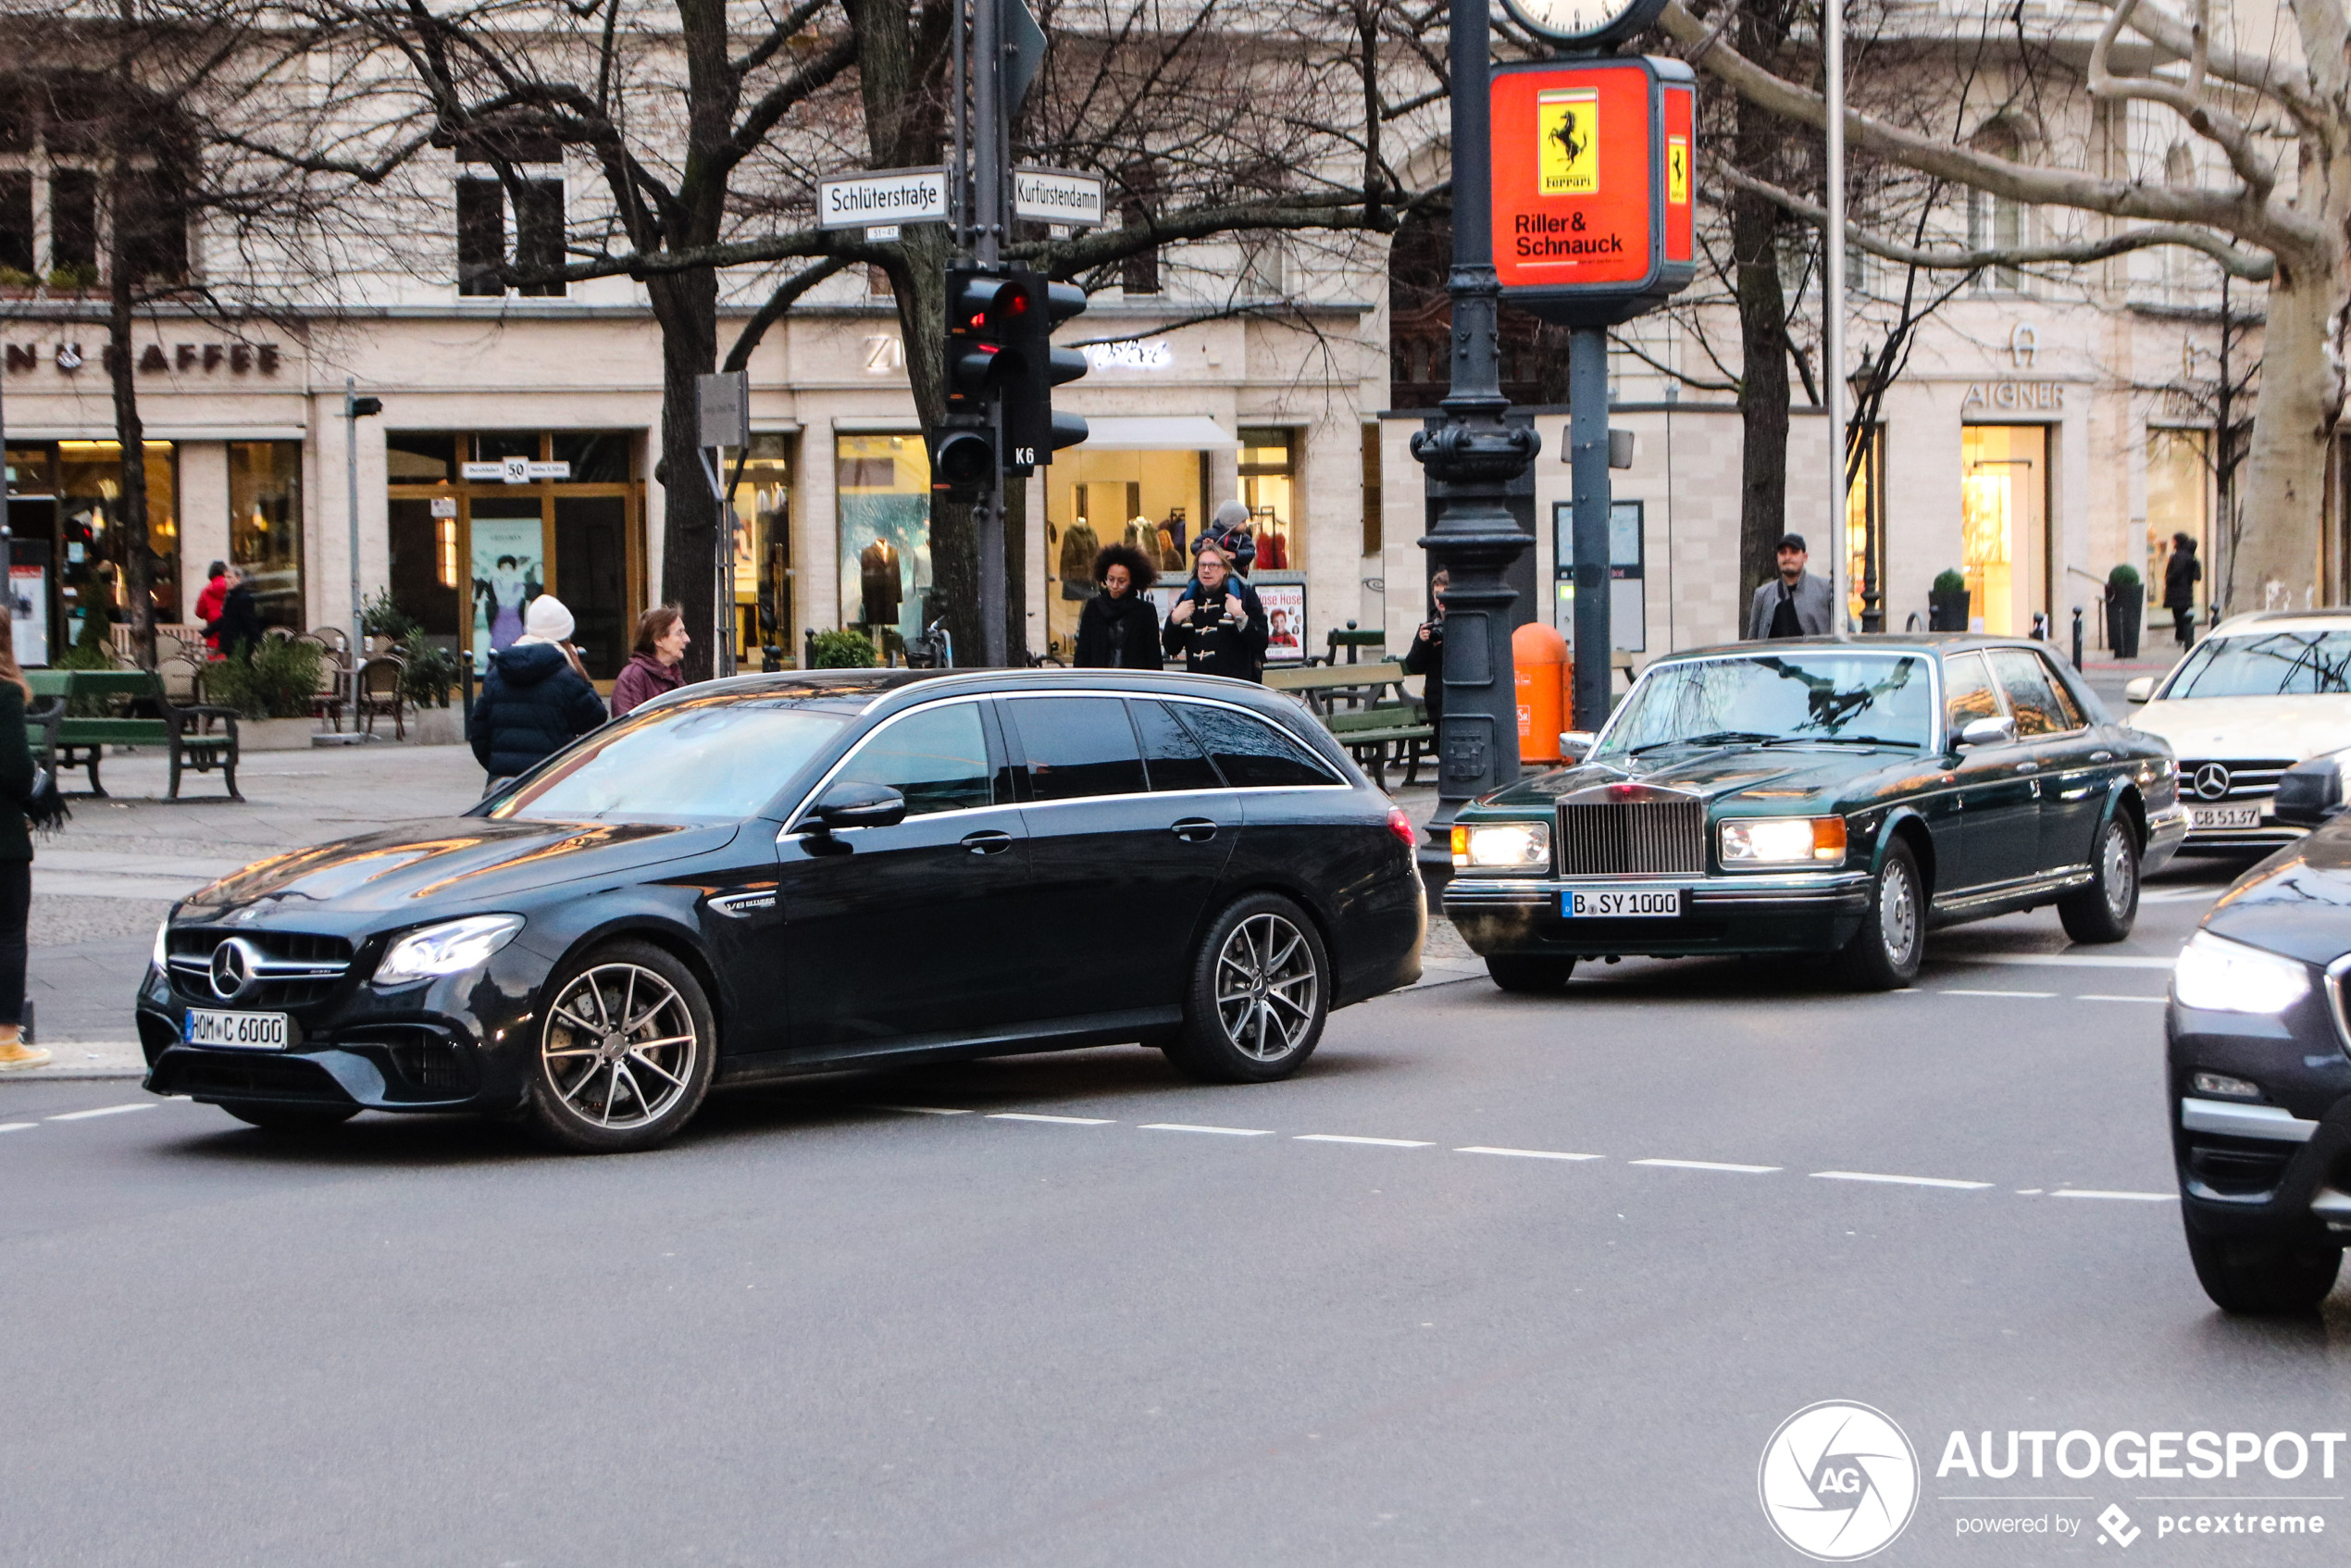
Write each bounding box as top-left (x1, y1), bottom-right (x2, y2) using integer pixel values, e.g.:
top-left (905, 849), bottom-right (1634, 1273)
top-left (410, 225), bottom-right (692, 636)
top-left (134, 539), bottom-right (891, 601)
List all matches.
top-left (2169, 999), bottom-right (2351, 1245)
top-left (1445, 869), bottom-right (1872, 957)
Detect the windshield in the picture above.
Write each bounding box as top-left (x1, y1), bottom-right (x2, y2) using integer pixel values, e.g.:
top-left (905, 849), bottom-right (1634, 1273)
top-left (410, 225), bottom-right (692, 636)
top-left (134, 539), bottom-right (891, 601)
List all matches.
top-left (1596, 653), bottom-right (1934, 757)
top-left (490, 699), bottom-right (850, 823)
top-left (2164, 629), bottom-right (2351, 699)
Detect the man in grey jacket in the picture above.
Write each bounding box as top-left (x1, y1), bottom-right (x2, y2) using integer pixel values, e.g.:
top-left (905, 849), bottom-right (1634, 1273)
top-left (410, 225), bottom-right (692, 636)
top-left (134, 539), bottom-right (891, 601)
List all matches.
top-left (1746, 532), bottom-right (1835, 640)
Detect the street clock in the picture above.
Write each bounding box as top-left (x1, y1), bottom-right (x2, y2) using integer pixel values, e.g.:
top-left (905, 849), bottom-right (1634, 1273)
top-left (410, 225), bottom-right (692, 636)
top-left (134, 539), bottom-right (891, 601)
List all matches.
top-left (1501, 0), bottom-right (1669, 51)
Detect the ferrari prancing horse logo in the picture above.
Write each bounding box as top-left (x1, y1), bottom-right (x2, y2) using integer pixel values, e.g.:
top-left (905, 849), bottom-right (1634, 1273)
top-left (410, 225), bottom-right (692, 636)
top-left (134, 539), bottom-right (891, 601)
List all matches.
top-left (1538, 87), bottom-right (1599, 195)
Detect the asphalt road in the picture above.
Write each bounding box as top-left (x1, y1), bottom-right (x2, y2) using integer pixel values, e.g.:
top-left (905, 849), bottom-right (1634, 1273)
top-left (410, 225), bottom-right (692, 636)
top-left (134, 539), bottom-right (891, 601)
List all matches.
top-left (5, 854), bottom-right (2345, 1567)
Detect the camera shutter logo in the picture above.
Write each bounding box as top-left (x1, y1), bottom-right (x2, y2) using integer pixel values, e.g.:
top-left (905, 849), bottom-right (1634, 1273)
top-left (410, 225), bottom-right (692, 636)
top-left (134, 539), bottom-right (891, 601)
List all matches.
top-left (1759, 1401), bottom-right (1919, 1561)
top-left (2193, 763), bottom-right (2233, 801)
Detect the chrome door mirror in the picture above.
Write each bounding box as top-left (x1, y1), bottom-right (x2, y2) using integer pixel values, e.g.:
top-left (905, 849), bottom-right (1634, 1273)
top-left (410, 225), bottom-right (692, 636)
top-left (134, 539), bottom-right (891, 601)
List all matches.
top-left (1958, 715), bottom-right (2018, 749)
top-left (2123, 676), bottom-right (2156, 704)
top-left (812, 781), bottom-right (907, 832)
top-left (1560, 731), bottom-right (1596, 763)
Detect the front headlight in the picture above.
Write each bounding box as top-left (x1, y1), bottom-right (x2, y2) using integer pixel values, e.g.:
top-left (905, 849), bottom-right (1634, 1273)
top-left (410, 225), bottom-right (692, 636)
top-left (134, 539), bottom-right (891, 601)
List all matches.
top-left (2173, 929), bottom-right (2312, 1014)
top-left (152, 918), bottom-right (169, 974)
top-left (1451, 820), bottom-right (1551, 871)
top-left (1719, 816), bottom-right (1847, 865)
top-left (373, 915), bottom-right (524, 986)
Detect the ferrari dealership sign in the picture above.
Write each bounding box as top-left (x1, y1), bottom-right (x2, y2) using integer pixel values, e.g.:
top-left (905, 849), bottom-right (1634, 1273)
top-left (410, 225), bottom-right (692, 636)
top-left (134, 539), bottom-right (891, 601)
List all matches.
top-left (1491, 56), bottom-right (1696, 325)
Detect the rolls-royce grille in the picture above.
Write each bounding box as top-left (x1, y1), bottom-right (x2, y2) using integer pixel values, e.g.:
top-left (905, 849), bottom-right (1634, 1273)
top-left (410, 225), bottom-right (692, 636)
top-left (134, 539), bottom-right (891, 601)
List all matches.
top-left (1555, 798), bottom-right (1706, 877)
top-left (2177, 759), bottom-right (2295, 802)
top-left (166, 930), bottom-right (355, 1009)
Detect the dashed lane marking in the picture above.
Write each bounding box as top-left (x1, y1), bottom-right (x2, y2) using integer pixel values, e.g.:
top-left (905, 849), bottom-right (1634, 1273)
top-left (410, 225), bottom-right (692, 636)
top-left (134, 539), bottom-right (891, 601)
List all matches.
top-left (0, 1123), bottom-right (34, 1133)
top-left (1631, 1158), bottom-right (1780, 1174)
top-left (2077, 994), bottom-right (2168, 1004)
top-left (1139, 1123), bottom-right (1275, 1137)
top-left (2051, 1188), bottom-right (2177, 1201)
top-left (868, 1104), bottom-right (974, 1116)
top-left (45, 1103), bottom-right (155, 1122)
top-left (1958, 953), bottom-right (2178, 969)
top-left (1294, 1134), bottom-right (1434, 1148)
top-left (988, 1113), bottom-right (1114, 1126)
top-left (1940, 989), bottom-right (2059, 999)
top-left (1455, 1146), bottom-right (1603, 1162)
top-left (1813, 1171), bottom-right (1995, 1190)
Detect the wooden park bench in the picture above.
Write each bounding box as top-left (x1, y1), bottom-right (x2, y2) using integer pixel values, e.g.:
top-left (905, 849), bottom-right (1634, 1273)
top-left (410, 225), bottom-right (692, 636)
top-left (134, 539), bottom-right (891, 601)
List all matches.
top-left (1323, 623), bottom-right (1387, 666)
top-left (1264, 660), bottom-right (1434, 789)
top-left (26, 667), bottom-right (243, 802)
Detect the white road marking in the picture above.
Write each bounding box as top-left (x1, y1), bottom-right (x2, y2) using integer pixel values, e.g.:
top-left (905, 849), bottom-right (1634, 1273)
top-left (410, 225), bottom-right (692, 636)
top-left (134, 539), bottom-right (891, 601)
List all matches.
top-left (1455, 1145), bottom-right (1603, 1162)
top-left (45, 1103), bottom-right (155, 1122)
top-left (0, 1123), bottom-right (35, 1133)
top-left (1139, 1123), bottom-right (1275, 1137)
top-left (988, 1113), bottom-right (1113, 1126)
top-left (1956, 952), bottom-right (2179, 969)
top-left (2077, 994), bottom-right (2167, 1004)
top-left (1632, 1158), bottom-right (1780, 1174)
top-left (1939, 989), bottom-right (2058, 999)
top-left (1295, 1134), bottom-right (1433, 1148)
top-left (1813, 1171), bottom-right (1994, 1190)
top-left (2051, 1188), bottom-right (2177, 1201)
top-left (867, 1104), bottom-right (973, 1115)
top-left (2140, 887), bottom-right (2221, 903)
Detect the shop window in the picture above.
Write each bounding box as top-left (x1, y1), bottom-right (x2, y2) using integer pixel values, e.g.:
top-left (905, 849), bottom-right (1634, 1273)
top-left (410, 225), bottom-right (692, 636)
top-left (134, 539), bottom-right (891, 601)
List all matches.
top-left (1238, 427), bottom-right (1299, 573)
top-left (1844, 424), bottom-right (1884, 625)
top-left (1042, 446), bottom-right (1204, 661)
top-left (552, 431), bottom-right (630, 484)
top-left (474, 430), bottom-right (541, 464)
top-left (1959, 425), bottom-right (2049, 635)
top-left (836, 433), bottom-right (931, 657)
top-left (2146, 428), bottom-right (2208, 624)
top-left (456, 177), bottom-right (565, 298)
top-left (228, 442), bottom-right (305, 631)
top-left (386, 432), bottom-right (457, 482)
top-left (728, 433), bottom-right (793, 664)
top-left (387, 499), bottom-right (462, 642)
top-left (1009, 695), bottom-right (1149, 801)
top-left (1361, 423), bottom-right (1382, 557)
top-left (54, 439), bottom-right (179, 640)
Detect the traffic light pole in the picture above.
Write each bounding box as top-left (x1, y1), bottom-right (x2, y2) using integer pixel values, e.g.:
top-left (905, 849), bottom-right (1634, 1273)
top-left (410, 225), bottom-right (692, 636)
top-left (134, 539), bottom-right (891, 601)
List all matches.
top-left (971, 0), bottom-right (1008, 666)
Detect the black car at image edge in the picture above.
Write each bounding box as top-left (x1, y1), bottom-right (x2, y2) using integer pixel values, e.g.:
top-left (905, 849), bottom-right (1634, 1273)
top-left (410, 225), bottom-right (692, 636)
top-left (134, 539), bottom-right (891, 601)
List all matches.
top-left (2169, 789), bottom-right (2351, 1313)
top-left (133, 669), bottom-right (1426, 1151)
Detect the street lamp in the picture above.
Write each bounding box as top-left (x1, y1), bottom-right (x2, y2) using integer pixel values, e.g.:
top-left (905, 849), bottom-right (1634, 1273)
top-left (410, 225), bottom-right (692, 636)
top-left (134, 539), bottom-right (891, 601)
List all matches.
top-left (345, 378), bottom-right (382, 726)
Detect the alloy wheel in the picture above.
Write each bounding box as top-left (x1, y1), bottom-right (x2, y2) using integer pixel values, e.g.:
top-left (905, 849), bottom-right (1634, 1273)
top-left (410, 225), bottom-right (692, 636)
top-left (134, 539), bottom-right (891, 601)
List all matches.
top-left (541, 963), bottom-right (699, 1131)
top-left (1880, 859), bottom-right (1919, 967)
top-left (2102, 822), bottom-right (2138, 920)
top-left (1213, 913), bottom-right (1321, 1062)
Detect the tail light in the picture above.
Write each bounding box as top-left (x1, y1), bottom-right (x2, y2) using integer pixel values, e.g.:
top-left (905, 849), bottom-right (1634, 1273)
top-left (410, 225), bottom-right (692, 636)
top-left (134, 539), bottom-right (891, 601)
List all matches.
top-left (1387, 806), bottom-right (1420, 850)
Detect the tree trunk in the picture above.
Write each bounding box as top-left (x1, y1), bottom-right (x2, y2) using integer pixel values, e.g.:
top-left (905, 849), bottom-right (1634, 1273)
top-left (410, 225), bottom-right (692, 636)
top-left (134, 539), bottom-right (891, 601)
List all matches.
top-left (1730, 6), bottom-right (1795, 633)
top-left (2229, 260), bottom-right (2343, 613)
top-left (106, 245), bottom-right (155, 670)
top-left (651, 269), bottom-right (722, 681)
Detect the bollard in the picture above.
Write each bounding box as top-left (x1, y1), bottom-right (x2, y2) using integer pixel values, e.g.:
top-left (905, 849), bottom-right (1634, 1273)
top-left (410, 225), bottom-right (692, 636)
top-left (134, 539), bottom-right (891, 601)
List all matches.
top-left (2071, 605), bottom-right (2084, 667)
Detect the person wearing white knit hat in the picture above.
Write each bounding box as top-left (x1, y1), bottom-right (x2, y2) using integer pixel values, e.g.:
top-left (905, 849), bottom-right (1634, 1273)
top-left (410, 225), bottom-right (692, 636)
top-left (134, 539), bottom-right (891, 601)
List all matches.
top-left (469, 592), bottom-right (608, 781)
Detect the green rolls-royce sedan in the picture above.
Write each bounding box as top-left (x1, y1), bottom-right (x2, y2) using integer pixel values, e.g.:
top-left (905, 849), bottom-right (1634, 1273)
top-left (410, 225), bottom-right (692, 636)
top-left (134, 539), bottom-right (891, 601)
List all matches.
top-left (1443, 636), bottom-right (2188, 990)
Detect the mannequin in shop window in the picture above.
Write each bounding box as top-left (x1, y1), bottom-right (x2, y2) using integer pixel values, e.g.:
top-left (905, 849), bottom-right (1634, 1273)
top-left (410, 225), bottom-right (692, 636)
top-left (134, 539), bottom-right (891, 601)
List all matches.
top-left (1075, 544), bottom-right (1163, 670)
top-left (1058, 515), bottom-right (1101, 600)
top-left (1254, 516), bottom-right (1288, 571)
top-left (860, 538), bottom-right (902, 629)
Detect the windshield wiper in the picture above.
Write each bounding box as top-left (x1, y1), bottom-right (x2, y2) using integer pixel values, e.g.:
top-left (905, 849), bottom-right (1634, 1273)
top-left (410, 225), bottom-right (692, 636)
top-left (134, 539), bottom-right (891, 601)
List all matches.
top-left (1624, 729), bottom-right (1779, 755)
top-left (1764, 734), bottom-right (1921, 749)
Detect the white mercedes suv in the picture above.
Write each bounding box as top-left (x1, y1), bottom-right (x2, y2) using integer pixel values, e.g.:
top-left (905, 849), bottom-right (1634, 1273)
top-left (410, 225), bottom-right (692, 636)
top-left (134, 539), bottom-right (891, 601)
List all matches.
top-left (2125, 610), bottom-right (2351, 850)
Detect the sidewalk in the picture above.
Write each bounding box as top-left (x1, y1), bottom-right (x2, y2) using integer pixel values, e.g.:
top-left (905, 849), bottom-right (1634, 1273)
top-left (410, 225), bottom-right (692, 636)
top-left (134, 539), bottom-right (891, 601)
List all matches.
top-left (20, 743), bottom-right (487, 1078)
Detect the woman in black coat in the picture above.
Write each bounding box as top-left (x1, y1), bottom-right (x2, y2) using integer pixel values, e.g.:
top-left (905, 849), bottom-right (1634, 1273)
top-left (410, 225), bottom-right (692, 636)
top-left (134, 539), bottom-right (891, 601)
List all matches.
top-left (468, 595), bottom-right (609, 781)
top-left (2164, 533), bottom-right (2202, 648)
top-left (1073, 543), bottom-right (1163, 669)
top-left (205, 567), bottom-right (267, 659)
top-left (0, 644), bottom-right (45, 1068)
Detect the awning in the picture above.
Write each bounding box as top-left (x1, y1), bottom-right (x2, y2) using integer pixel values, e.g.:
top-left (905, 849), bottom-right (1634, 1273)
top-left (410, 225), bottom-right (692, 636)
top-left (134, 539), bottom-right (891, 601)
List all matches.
top-left (1078, 415), bottom-right (1236, 451)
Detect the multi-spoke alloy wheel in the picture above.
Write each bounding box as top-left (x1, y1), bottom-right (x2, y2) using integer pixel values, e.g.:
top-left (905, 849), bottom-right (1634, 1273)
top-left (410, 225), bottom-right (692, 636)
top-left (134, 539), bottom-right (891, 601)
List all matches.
top-left (528, 940), bottom-right (715, 1152)
top-left (1166, 893), bottom-right (1330, 1083)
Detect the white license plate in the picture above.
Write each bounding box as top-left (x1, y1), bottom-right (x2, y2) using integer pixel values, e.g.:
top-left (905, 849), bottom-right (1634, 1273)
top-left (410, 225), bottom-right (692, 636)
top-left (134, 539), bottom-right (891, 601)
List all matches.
top-left (2189, 805), bottom-right (2262, 830)
top-left (182, 1009), bottom-right (290, 1051)
top-left (1561, 886), bottom-right (1684, 919)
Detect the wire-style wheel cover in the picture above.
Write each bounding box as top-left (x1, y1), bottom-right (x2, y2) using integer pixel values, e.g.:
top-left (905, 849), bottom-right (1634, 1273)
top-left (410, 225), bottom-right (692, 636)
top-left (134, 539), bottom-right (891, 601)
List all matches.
top-left (1213, 912), bottom-right (1321, 1062)
top-left (1879, 857), bottom-right (1920, 967)
top-left (2101, 820), bottom-right (2137, 919)
top-left (541, 963), bottom-right (699, 1131)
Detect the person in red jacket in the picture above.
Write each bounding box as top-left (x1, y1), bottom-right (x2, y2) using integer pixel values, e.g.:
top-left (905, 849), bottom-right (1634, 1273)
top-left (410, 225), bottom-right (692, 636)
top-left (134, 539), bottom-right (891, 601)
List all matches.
top-left (193, 561), bottom-right (229, 651)
top-left (612, 604), bottom-right (691, 716)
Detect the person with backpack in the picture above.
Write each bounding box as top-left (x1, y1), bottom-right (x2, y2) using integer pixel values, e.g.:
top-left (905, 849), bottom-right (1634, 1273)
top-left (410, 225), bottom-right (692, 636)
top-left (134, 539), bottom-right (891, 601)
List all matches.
top-left (468, 595), bottom-right (608, 781)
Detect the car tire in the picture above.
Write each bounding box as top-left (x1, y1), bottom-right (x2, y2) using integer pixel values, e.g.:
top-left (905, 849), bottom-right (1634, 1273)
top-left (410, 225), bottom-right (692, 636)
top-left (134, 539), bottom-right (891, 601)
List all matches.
top-left (1837, 840), bottom-right (1924, 990)
top-left (218, 1101), bottom-right (359, 1132)
top-left (524, 940), bottom-right (717, 1154)
top-left (2183, 1224), bottom-right (2344, 1315)
top-left (2058, 814), bottom-right (2140, 944)
top-left (1163, 893), bottom-right (1330, 1084)
top-left (1487, 955), bottom-right (1576, 992)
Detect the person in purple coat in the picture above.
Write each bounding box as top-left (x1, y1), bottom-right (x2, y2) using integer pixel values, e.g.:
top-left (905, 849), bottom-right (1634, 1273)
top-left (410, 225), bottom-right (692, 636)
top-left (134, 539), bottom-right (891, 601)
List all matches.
top-left (612, 605), bottom-right (692, 716)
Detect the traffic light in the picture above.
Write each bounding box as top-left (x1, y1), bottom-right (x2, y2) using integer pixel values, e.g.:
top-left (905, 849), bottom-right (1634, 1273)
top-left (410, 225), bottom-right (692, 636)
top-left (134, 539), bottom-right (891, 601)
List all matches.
top-left (1000, 267), bottom-right (1089, 473)
top-left (944, 263), bottom-right (1027, 417)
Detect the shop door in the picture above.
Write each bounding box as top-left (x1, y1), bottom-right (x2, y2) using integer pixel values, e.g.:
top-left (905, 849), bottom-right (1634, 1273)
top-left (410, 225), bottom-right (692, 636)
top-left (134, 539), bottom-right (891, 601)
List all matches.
top-left (466, 497), bottom-right (547, 662)
top-left (1959, 426), bottom-right (2050, 637)
top-left (554, 496), bottom-right (629, 679)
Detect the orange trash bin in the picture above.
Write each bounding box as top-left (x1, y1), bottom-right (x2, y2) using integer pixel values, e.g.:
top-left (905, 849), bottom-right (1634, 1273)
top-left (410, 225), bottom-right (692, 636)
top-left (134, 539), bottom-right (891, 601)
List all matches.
top-left (1512, 621), bottom-right (1569, 764)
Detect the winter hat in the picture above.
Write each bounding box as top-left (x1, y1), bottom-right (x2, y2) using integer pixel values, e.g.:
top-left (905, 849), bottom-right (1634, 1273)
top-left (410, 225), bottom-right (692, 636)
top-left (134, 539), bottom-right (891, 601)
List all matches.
top-left (522, 595), bottom-right (576, 643)
top-left (1213, 499), bottom-right (1250, 532)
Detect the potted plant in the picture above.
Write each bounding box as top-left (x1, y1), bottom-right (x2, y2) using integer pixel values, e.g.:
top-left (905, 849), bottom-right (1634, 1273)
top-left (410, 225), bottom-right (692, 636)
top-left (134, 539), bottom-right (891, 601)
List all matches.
top-left (2105, 564), bottom-right (2145, 659)
top-left (1928, 569), bottom-right (1972, 631)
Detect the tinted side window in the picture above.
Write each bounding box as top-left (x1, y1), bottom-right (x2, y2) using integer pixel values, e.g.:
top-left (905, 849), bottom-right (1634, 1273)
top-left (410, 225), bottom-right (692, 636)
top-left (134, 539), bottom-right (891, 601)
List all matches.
top-left (1132, 700), bottom-right (1225, 791)
top-left (1012, 696), bottom-right (1150, 802)
top-left (1989, 649), bottom-right (2077, 738)
top-left (1944, 653), bottom-right (2001, 732)
top-left (2031, 652), bottom-right (2085, 729)
top-left (1174, 703), bottom-right (1339, 788)
top-left (832, 703), bottom-right (993, 815)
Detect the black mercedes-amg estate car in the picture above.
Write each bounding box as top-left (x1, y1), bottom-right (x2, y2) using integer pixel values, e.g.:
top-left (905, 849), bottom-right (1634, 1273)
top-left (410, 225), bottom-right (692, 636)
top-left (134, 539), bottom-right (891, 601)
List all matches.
top-left (134, 670), bottom-right (1426, 1151)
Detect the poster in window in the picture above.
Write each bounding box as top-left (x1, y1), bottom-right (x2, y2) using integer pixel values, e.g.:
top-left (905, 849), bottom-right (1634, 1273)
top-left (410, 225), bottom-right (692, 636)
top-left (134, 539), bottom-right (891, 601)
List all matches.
top-left (10, 566), bottom-right (48, 668)
top-left (1256, 582), bottom-right (1307, 664)
top-left (469, 517), bottom-right (543, 662)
